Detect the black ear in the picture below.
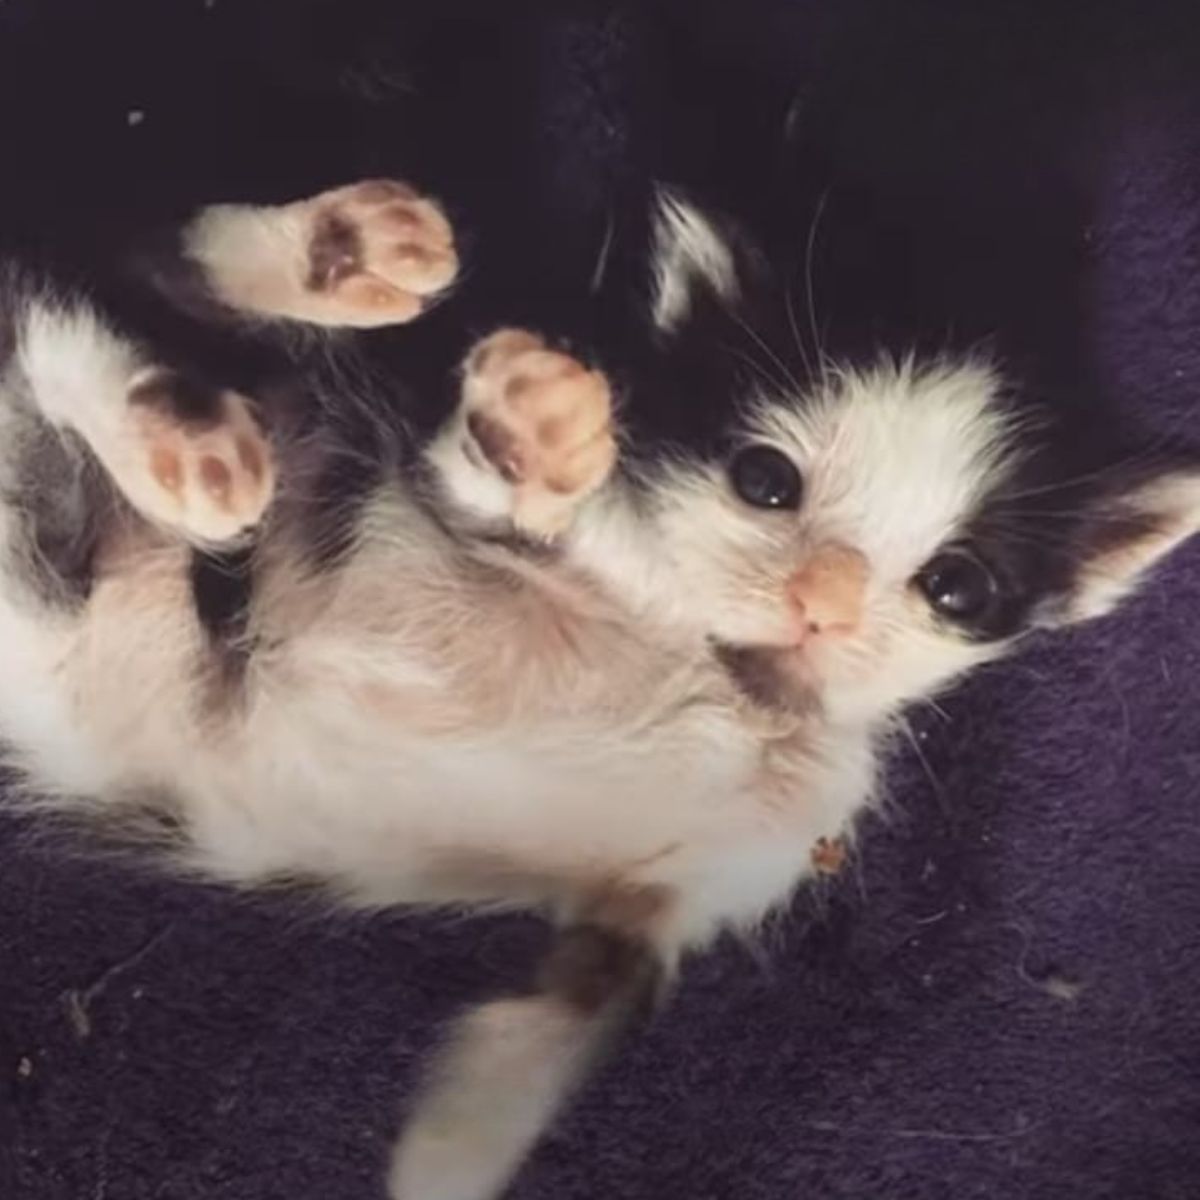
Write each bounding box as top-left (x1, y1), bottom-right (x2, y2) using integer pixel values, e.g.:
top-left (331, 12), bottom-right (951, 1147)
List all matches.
top-left (1056, 469), bottom-right (1200, 622)
top-left (648, 187), bottom-right (750, 335)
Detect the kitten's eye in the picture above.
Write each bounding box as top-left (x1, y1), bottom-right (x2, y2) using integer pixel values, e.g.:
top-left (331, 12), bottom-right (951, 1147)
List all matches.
top-left (728, 445), bottom-right (803, 510)
top-left (915, 549), bottom-right (999, 624)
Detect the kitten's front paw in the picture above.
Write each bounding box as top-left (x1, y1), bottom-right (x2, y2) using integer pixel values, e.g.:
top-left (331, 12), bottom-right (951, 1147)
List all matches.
top-left (301, 180), bottom-right (458, 326)
top-left (459, 330), bottom-right (616, 537)
top-left (119, 370), bottom-right (275, 543)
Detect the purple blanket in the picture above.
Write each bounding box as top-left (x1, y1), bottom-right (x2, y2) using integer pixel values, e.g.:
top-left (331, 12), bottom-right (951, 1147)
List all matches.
top-left (3, 3), bottom-right (1199, 1197)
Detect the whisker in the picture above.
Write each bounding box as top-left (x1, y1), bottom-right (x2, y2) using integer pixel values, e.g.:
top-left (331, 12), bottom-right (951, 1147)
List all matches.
top-left (998, 440), bottom-right (1184, 503)
top-left (784, 273), bottom-right (814, 382)
top-left (804, 188), bottom-right (831, 378)
top-left (727, 308), bottom-right (805, 398)
top-left (898, 714), bottom-right (947, 810)
top-left (589, 207), bottom-right (617, 294)
top-left (718, 341), bottom-right (792, 397)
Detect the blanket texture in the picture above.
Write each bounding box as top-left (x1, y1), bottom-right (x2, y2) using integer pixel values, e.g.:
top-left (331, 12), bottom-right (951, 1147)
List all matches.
top-left (2, 3), bottom-right (1199, 1198)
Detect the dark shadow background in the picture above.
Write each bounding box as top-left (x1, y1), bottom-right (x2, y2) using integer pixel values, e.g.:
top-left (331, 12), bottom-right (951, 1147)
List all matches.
top-left (2, 2), bottom-right (1200, 1198)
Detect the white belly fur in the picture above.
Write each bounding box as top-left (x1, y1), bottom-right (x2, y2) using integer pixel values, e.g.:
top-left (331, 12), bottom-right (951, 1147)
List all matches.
top-left (1, 509), bottom-right (876, 942)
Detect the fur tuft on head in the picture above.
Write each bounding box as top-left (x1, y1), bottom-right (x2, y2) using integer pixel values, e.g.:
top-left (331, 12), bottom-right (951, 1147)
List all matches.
top-left (649, 187), bottom-right (743, 333)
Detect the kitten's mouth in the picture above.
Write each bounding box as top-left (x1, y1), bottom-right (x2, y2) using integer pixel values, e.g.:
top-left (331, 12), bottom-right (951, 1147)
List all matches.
top-left (711, 640), bottom-right (820, 713)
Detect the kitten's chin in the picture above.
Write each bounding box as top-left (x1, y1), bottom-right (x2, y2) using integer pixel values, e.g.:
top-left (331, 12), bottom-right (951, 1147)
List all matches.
top-left (711, 641), bottom-right (822, 715)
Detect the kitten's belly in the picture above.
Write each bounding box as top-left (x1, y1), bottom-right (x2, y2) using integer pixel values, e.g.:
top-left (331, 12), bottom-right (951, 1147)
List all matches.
top-left (6, 619), bottom-right (853, 936)
top-left (185, 697), bottom-right (846, 930)
top-left (4, 542), bottom-right (859, 932)
top-left (195, 710), bottom-right (745, 882)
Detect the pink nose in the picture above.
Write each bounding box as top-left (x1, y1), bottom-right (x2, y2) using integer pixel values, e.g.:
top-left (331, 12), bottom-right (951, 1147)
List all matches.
top-left (786, 544), bottom-right (869, 636)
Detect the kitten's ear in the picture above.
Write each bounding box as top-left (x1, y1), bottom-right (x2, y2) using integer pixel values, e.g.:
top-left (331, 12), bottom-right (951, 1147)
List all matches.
top-left (648, 187), bottom-right (749, 335)
top-left (1060, 470), bottom-right (1200, 622)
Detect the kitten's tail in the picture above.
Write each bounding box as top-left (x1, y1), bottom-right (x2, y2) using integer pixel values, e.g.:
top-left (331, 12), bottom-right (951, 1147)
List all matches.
top-left (388, 921), bottom-right (662, 1200)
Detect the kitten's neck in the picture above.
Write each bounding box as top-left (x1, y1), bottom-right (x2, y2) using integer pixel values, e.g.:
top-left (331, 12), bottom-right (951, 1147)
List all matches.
top-left (564, 480), bottom-right (704, 644)
top-left (565, 483), bottom-right (913, 744)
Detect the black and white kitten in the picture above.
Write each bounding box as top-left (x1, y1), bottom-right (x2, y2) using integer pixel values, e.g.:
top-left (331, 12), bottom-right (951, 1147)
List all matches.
top-left (0, 181), bottom-right (1196, 1200)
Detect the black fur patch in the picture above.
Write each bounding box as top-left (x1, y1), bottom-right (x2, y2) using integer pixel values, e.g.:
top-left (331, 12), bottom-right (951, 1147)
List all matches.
top-left (7, 422), bottom-right (105, 610)
top-left (713, 641), bottom-right (807, 713)
top-left (299, 441), bottom-right (387, 573)
top-left (128, 368), bottom-right (225, 430)
top-left (190, 546), bottom-right (255, 678)
top-left (280, 360), bottom-right (414, 576)
top-left (954, 389), bottom-right (1200, 640)
top-left (536, 924), bottom-right (660, 1014)
top-left (121, 226), bottom-right (248, 330)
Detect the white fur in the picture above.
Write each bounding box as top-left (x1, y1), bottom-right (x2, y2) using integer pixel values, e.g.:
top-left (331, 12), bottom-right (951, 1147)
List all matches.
top-left (0, 556), bottom-right (106, 798)
top-left (390, 995), bottom-right (616, 1200)
top-left (424, 404), bottom-right (517, 524)
top-left (184, 202), bottom-right (320, 321)
top-left (20, 303), bottom-right (147, 442)
top-left (651, 188), bottom-right (739, 331)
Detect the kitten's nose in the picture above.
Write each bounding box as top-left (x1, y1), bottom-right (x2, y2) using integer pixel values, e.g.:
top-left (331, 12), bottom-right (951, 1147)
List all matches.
top-left (787, 543), bottom-right (869, 636)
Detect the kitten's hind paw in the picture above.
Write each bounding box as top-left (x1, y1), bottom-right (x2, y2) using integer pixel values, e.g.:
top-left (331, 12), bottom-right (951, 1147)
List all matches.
top-left (117, 370), bottom-right (275, 543)
top-left (456, 330), bottom-right (616, 538)
top-left (187, 179), bottom-right (458, 328)
top-left (302, 180), bottom-right (458, 326)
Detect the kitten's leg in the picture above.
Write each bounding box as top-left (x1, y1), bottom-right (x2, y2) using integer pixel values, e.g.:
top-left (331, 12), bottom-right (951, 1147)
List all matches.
top-left (181, 180), bottom-right (458, 328)
top-left (389, 889), bottom-right (671, 1200)
top-left (424, 329), bottom-right (617, 539)
top-left (19, 303), bottom-right (274, 544)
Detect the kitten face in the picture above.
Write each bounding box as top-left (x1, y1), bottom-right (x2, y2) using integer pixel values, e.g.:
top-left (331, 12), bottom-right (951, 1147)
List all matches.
top-left (628, 191), bottom-right (1200, 725)
top-left (643, 360), bottom-right (1022, 721)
